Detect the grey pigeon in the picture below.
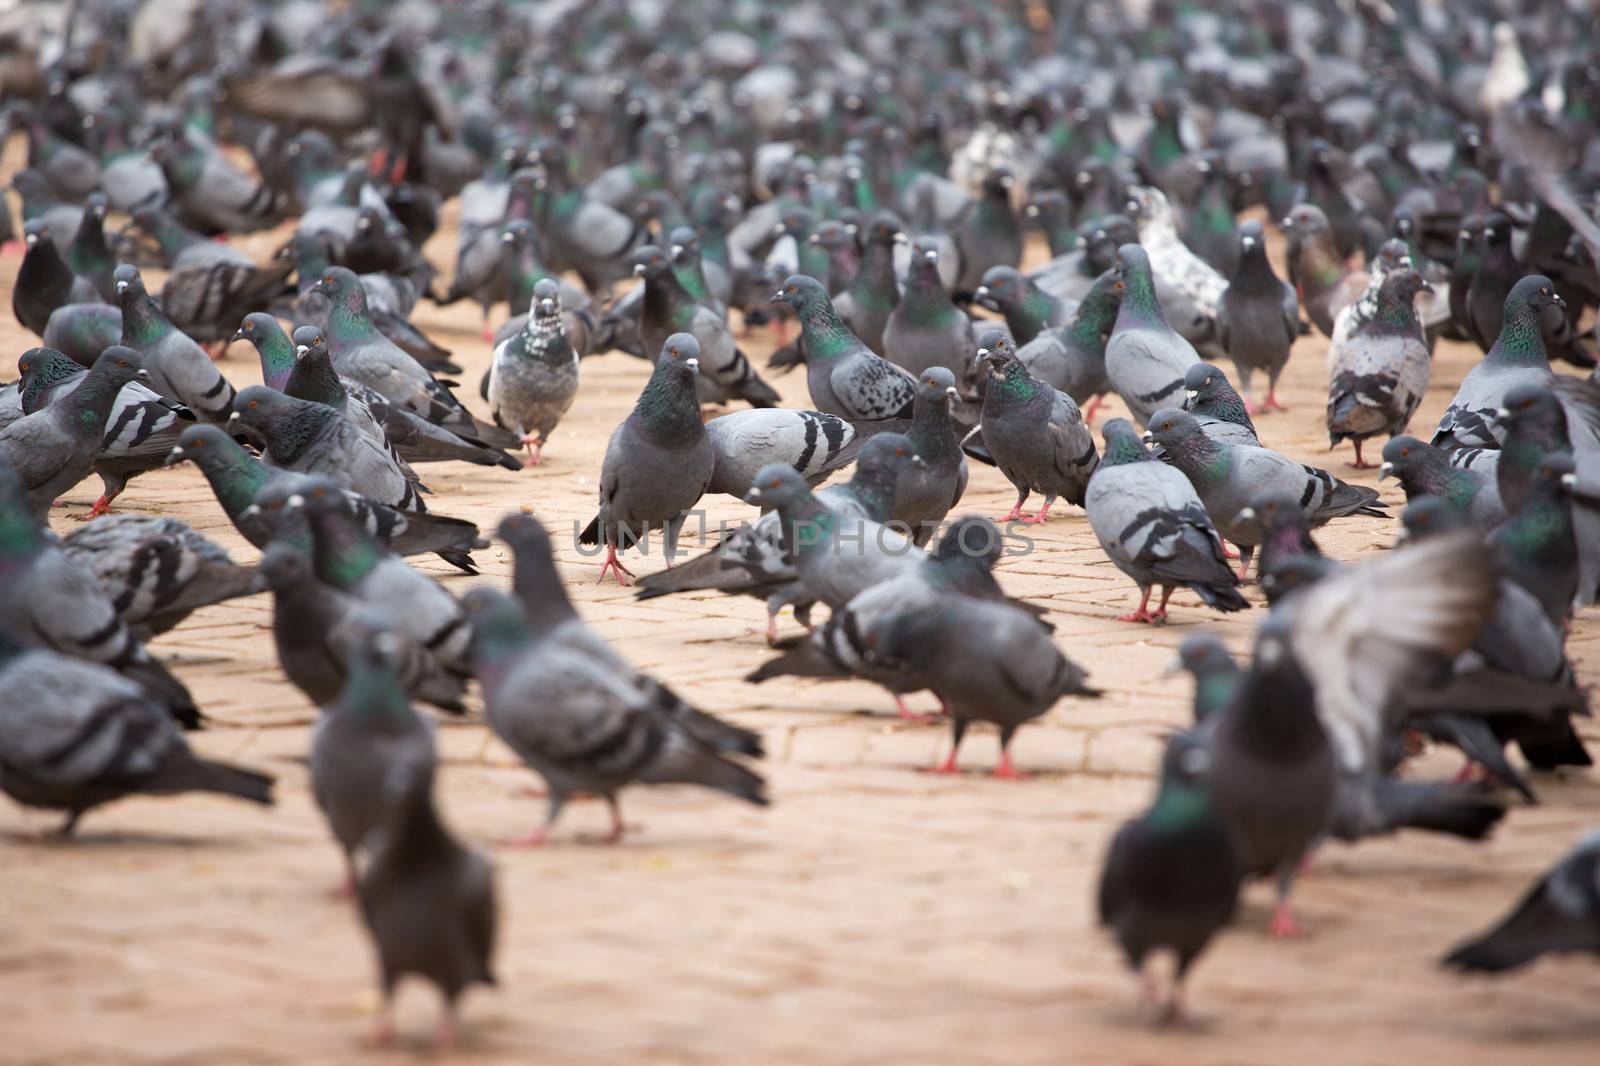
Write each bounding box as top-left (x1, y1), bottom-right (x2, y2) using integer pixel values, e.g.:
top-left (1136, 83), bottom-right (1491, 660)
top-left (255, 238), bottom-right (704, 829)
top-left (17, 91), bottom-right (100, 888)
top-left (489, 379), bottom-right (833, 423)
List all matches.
top-left (1017, 269), bottom-right (1121, 422)
top-left (1444, 831), bottom-right (1600, 974)
top-left (230, 385), bottom-right (426, 514)
top-left (488, 279), bottom-right (580, 466)
top-left (0, 639), bottom-right (273, 836)
top-left (974, 265), bottom-right (1073, 347)
top-left (60, 515), bottom-right (259, 640)
top-left (1143, 409), bottom-right (1385, 578)
top-left (311, 627), bottom-right (439, 894)
top-left (0, 347), bottom-right (149, 521)
top-left (357, 760), bottom-right (496, 1052)
top-left (42, 303), bottom-right (123, 367)
top-left (255, 544), bottom-right (466, 715)
top-left (883, 237), bottom-right (975, 378)
top-left (1379, 437), bottom-right (1505, 527)
top-left (1086, 419), bottom-right (1248, 623)
top-left (1283, 204), bottom-right (1366, 337)
top-left (974, 332), bottom-right (1098, 524)
top-left (1433, 276), bottom-right (1562, 450)
top-left (1327, 270), bottom-right (1433, 468)
top-left (1216, 220), bottom-right (1299, 413)
top-left (953, 169), bottom-right (1023, 295)
top-left (772, 275), bottom-right (916, 420)
top-left (894, 367), bottom-right (969, 546)
top-left (1098, 734), bottom-right (1241, 1023)
top-left (578, 334), bottom-right (715, 585)
top-left (634, 434), bottom-right (919, 642)
top-left (1491, 453), bottom-right (1578, 627)
top-left (113, 266), bottom-right (236, 422)
top-left (1180, 363), bottom-right (1261, 447)
top-left (1105, 244), bottom-right (1201, 427)
top-left (704, 408), bottom-right (863, 499)
top-left (464, 586), bottom-right (767, 846)
top-left (833, 212), bottom-right (902, 353)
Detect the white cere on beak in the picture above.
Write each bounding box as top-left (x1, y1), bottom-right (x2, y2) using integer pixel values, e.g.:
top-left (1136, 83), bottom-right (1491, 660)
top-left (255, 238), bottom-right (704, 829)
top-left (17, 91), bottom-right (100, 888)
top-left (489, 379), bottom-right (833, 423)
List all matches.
top-left (285, 494), bottom-right (306, 509)
top-left (1562, 473), bottom-right (1578, 491)
top-left (1236, 507), bottom-right (1256, 522)
top-left (686, 358), bottom-right (700, 372)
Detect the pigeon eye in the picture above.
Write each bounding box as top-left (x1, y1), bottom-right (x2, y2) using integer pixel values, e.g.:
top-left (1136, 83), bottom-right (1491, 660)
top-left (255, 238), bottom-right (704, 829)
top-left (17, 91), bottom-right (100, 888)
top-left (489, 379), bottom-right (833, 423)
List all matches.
top-left (18, 364), bottom-right (25, 372)
top-left (248, 400), bottom-right (258, 409)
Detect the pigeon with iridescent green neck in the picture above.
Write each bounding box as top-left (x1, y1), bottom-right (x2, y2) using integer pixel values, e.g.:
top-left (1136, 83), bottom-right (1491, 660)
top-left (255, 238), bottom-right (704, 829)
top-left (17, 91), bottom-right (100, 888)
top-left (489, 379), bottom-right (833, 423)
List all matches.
top-left (1327, 269), bottom-right (1433, 468)
top-left (1105, 244), bottom-right (1200, 427)
top-left (488, 279), bottom-right (580, 467)
top-left (974, 265), bottom-right (1074, 347)
top-left (1379, 437), bottom-right (1505, 527)
top-left (129, 202), bottom-right (293, 344)
top-left (1017, 269), bottom-right (1121, 422)
top-left (15, 220), bottom-right (101, 335)
top-left (65, 195), bottom-right (118, 303)
top-left (113, 265), bottom-right (237, 422)
top-left (0, 348), bottom-right (149, 521)
top-left (833, 212), bottom-right (903, 354)
top-left (894, 367), bottom-right (968, 546)
top-left (488, 219), bottom-right (594, 353)
top-left (1098, 734), bottom-right (1241, 1024)
top-left (42, 303), bottom-right (122, 368)
top-left (773, 274), bottom-right (916, 420)
top-left (1492, 452), bottom-right (1579, 627)
top-left (1434, 276), bottom-right (1563, 450)
top-left (808, 221), bottom-right (861, 295)
top-left (975, 332), bottom-right (1098, 525)
top-left (17, 346), bottom-right (194, 516)
top-left (1086, 418), bottom-right (1246, 623)
top-left (1180, 363), bottom-right (1260, 448)
top-left (667, 226), bottom-right (728, 317)
top-left (883, 237), bottom-right (974, 378)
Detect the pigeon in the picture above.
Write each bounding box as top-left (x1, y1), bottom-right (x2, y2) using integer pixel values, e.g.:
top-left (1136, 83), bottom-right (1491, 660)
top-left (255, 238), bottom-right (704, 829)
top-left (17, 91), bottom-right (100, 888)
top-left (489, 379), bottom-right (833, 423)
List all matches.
top-left (974, 331), bottom-right (1099, 524)
top-left (0, 635), bottom-right (272, 836)
top-left (1098, 734), bottom-right (1241, 1024)
top-left (743, 516), bottom-right (1054, 718)
top-left (1464, 212), bottom-right (1521, 351)
top-left (1216, 220), bottom-right (1299, 414)
top-left (261, 478), bottom-right (474, 677)
top-left (487, 279), bottom-right (580, 467)
top-left (1201, 616), bottom-right (1339, 937)
top-left (310, 626), bottom-right (440, 892)
top-left (1016, 268), bottom-right (1121, 422)
top-left (113, 266), bottom-right (237, 423)
top-left (0, 464), bottom-right (200, 728)
top-left (63, 194), bottom-right (117, 303)
top-left (1379, 437), bottom-right (1506, 528)
top-left (832, 212), bottom-right (902, 354)
top-left (1433, 276), bottom-right (1562, 451)
top-left (60, 515), bottom-right (260, 640)
top-left (1125, 187), bottom-right (1227, 323)
top-left (1104, 244), bottom-right (1201, 427)
top-left (464, 586), bottom-right (767, 845)
top-left (1143, 409), bottom-right (1386, 578)
top-left (772, 275), bottom-right (916, 420)
top-left (953, 168), bottom-right (1023, 296)
top-left (1180, 363), bottom-right (1261, 447)
top-left (633, 245), bottom-right (779, 409)
top-left (309, 267), bottom-right (515, 449)
top-left (14, 220), bottom-right (101, 335)
top-left (131, 204), bottom-right (293, 344)
top-left (882, 237), bottom-right (975, 378)
top-left (229, 385), bottom-right (426, 515)
top-left (578, 334), bottom-right (716, 585)
top-left (668, 225), bottom-right (730, 318)
top-left (42, 302), bottom-right (123, 367)
top-left (357, 759), bottom-right (496, 1053)
top-left (1170, 634), bottom-right (1241, 725)
top-left (16, 345), bottom-right (195, 516)
top-left (1283, 204), bottom-right (1366, 337)
top-left (1444, 831), bottom-right (1600, 974)
top-left (1234, 493), bottom-right (1333, 606)
top-left (1327, 239), bottom-right (1418, 358)
top-left (974, 265), bottom-right (1073, 348)
top-left (703, 408), bottom-right (864, 500)
top-left (1086, 419), bottom-right (1248, 623)
top-left (1491, 452), bottom-right (1579, 627)
top-left (634, 434), bottom-right (919, 642)
top-left (1326, 269), bottom-right (1434, 468)
top-left (0, 347), bottom-right (150, 521)
top-left (169, 425), bottom-right (486, 575)
top-left (893, 367), bottom-right (969, 546)
top-left (148, 126), bottom-right (287, 234)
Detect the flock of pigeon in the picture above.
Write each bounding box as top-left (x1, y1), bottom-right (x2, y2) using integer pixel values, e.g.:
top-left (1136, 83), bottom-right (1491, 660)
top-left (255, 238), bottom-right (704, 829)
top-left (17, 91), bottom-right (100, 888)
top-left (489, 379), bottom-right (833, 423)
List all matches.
top-left (1, 0), bottom-right (1599, 1050)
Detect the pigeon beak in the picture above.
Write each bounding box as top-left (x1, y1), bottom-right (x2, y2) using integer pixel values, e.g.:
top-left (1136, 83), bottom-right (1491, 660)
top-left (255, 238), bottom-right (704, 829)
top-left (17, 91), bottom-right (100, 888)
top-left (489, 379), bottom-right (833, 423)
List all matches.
top-left (806, 233), bottom-right (821, 246)
top-left (1279, 216), bottom-right (1293, 230)
top-left (1236, 506), bottom-right (1256, 523)
top-left (240, 504), bottom-right (261, 519)
top-left (945, 385), bottom-right (959, 399)
top-left (1420, 280), bottom-right (1435, 294)
top-left (773, 222), bottom-right (787, 236)
top-left (1184, 389), bottom-right (1198, 403)
top-left (500, 231), bottom-right (515, 244)
top-left (669, 244), bottom-right (684, 257)
top-left (165, 446), bottom-right (186, 466)
top-left (685, 358), bottom-right (700, 373)
top-left (230, 329), bottom-right (246, 344)
top-left (1241, 236), bottom-right (1256, 250)
top-left (227, 411), bottom-right (242, 426)
top-left (295, 345), bottom-right (309, 358)
top-left (632, 264), bottom-right (647, 277)
top-left (1561, 473), bottom-right (1578, 492)
top-left (743, 487), bottom-right (762, 503)
top-left (975, 348), bottom-right (991, 362)
top-left (135, 369), bottom-right (149, 380)
top-left (974, 286), bottom-right (991, 303)
top-left (1378, 462), bottom-right (1395, 480)
top-left (1493, 406), bottom-right (1512, 423)
top-left (910, 454), bottom-right (928, 468)
top-left (538, 299), bottom-right (557, 316)
top-left (1140, 430), bottom-right (1154, 445)
top-left (115, 280), bottom-right (129, 295)
top-left (922, 249), bottom-right (938, 262)
top-left (1553, 292), bottom-right (1568, 309)
top-left (285, 494), bottom-right (306, 510)
top-left (1160, 655), bottom-right (1185, 679)
top-left (770, 290), bottom-right (786, 304)
top-left (892, 231), bottom-right (909, 245)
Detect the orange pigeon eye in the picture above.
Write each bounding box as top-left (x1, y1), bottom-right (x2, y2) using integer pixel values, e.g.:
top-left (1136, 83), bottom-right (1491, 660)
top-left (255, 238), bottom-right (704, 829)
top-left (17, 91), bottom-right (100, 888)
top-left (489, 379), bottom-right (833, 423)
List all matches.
top-left (18, 363), bottom-right (26, 372)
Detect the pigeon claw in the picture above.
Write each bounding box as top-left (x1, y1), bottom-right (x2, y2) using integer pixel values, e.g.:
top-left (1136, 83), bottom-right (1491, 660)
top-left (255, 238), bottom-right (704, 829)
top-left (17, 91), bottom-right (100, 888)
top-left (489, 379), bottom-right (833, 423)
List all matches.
top-left (520, 434), bottom-right (544, 467)
top-left (596, 546), bottom-right (635, 586)
top-left (1267, 902), bottom-right (1306, 938)
top-left (991, 751), bottom-right (1030, 780)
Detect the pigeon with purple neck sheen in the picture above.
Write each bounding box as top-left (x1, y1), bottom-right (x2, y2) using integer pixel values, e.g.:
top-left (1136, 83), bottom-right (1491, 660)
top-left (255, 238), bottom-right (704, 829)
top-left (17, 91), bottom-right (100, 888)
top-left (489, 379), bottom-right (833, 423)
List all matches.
top-left (1180, 363), bottom-right (1260, 448)
top-left (1379, 436), bottom-right (1505, 528)
top-left (1142, 408), bottom-right (1385, 579)
top-left (1216, 220), bottom-right (1299, 414)
top-left (883, 237), bottom-right (976, 379)
top-left (974, 331), bottom-right (1099, 525)
top-left (1017, 268), bottom-right (1120, 423)
top-left (1105, 244), bottom-right (1201, 428)
top-left (1432, 276), bottom-right (1562, 451)
top-left (578, 334), bottom-right (716, 585)
top-left (1233, 492), bottom-right (1335, 607)
top-left (1086, 419), bottom-right (1247, 623)
top-left (1327, 269), bottom-right (1434, 468)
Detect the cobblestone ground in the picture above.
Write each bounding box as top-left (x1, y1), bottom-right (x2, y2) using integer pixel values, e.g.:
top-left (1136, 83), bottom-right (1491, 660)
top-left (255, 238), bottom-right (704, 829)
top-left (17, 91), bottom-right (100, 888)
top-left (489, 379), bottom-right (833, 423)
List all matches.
top-left (3, 207), bottom-right (1599, 1066)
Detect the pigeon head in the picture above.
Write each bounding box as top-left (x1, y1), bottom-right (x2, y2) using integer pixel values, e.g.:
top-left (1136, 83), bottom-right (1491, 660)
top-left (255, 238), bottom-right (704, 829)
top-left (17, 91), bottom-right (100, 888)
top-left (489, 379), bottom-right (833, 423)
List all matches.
top-left (864, 211), bottom-right (905, 247)
top-left (257, 542), bottom-right (314, 589)
top-left (809, 219), bottom-right (856, 252)
top-left (15, 347), bottom-right (79, 399)
top-left (1173, 634), bottom-right (1235, 683)
top-left (1505, 274), bottom-right (1564, 316)
top-left (856, 432), bottom-right (923, 479)
top-left (1124, 186), bottom-right (1169, 225)
top-left (83, 192), bottom-right (108, 221)
top-left (775, 206), bottom-right (817, 239)
top-left (933, 516), bottom-right (1005, 566)
top-left (1482, 212), bottom-right (1512, 246)
top-left (1141, 409), bottom-right (1209, 454)
top-left (168, 423), bottom-right (240, 468)
top-left (770, 273), bottom-right (829, 312)
top-left (1373, 238), bottom-right (1412, 276)
top-left (309, 266), bottom-right (366, 310)
top-left (631, 244), bottom-right (672, 279)
top-left (88, 346), bottom-right (150, 392)
top-left (531, 278), bottom-right (562, 320)
top-left (500, 218), bottom-right (537, 250)
top-left (462, 587), bottom-right (532, 664)
top-left (1398, 496), bottom-right (1473, 544)
top-left (1182, 363), bottom-right (1236, 409)
top-left (974, 330), bottom-right (1021, 380)
top-left (291, 325), bottom-right (329, 360)
top-left (655, 332), bottom-right (701, 374)
top-left (743, 463), bottom-right (815, 510)
top-left (1083, 215), bottom-right (1136, 273)
top-left (1493, 384), bottom-right (1563, 433)
top-left (232, 311), bottom-right (282, 347)
top-left (1234, 491), bottom-right (1309, 537)
top-left (1374, 269), bottom-right (1431, 321)
top-left (916, 366), bottom-right (958, 406)
top-left (1377, 435), bottom-right (1434, 483)
top-left (228, 386), bottom-right (311, 444)
top-left (270, 474), bottom-right (347, 518)
top-left (974, 266), bottom-right (1026, 313)
top-left (1098, 418), bottom-right (1150, 465)
top-left (1112, 243), bottom-right (1153, 289)
top-left (1236, 219), bottom-right (1266, 256)
top-left (1025, 190), bottom-right (1070, 227)
top-left (1530, 451), bottom-right (1577, 498)
top-left (496, 513), bottom-right (556, 560)
top-left (112, 264), bottom-right (146, 300)
top-left (667, 226), bottom-right (701, 263)
top-left (1280, 204), bottom-right (1332, 240)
